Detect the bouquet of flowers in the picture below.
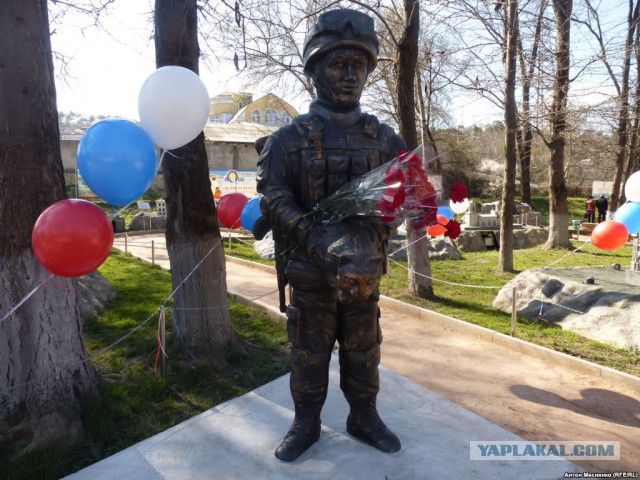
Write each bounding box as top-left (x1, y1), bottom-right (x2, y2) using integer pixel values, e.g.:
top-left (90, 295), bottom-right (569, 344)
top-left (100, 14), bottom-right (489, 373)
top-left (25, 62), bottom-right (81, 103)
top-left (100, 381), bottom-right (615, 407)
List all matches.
top-left (310, 147), bottom-right (464, 239)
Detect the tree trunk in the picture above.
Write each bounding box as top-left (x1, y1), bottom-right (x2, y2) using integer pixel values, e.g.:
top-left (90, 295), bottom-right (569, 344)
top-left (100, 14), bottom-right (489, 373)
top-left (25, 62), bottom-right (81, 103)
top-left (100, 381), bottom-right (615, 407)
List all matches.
top-left (627, 32), bottom-right (640, 188)
top-left (398, 0), bottom-right (433, 299)
top-left (627, 112), bottom-right (640, 191)
top-left (416, 67), bottom-right (440, 174)
top-left (545, 0), bottom-right (572, 249)
top-left (397, 0), bottom-right (419, 151)
top-left (631, 19), bottom-right (640, 179)
top-left (154, 0), bottom-right (242, 366)
top-left (518, 122), bottom-right (533, 204)
top-left (547, 139), bottom-right (570, 246)
top-left (608, 0), bottom-right (639, 212)
top-left (499, 0), bottom-right (518, 273)
top-left (406, 228), bottom-right (434, 297)
top-left (518, 0), bottom-right (547, 205)
top-left (0, 0), bottom-right (98, 455)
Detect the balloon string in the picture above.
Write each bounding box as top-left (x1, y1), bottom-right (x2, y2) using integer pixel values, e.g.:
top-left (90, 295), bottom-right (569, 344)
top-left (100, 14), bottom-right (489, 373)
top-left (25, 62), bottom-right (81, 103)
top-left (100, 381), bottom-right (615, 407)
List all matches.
top-left (170, 307), bottom-right (199, 364)
top-left (52, 276), bottom-right (72, 292)
top-left (111, 200), bottom-right (137, 219)
top-left (161, 149), bottom-right (185, 160)
top-left (156, 149), bottom-right (167, 173)
top-left (388, 230), bottom-right (430, 257)
top-left (163, 233), bottom-right (227, 305)
top-left (153, 308), bottom-right (168, 373)
top-left (0, 273), bottom-right (55, 324)
top-left (542, 240), bottom-right (591, 270)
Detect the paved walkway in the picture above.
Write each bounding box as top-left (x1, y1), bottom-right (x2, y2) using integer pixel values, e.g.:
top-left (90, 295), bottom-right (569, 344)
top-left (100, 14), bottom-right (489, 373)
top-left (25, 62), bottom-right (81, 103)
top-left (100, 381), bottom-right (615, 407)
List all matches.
top-left (112, 233), bottom-right (640, 473)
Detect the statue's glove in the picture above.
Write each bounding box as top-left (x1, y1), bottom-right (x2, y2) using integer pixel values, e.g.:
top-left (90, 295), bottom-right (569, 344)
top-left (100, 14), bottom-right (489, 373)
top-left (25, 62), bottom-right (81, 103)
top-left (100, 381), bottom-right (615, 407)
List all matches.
top-left (297, 219), bottom-right (332, 272)
top-left (304, 224), bottom-right (325, 262)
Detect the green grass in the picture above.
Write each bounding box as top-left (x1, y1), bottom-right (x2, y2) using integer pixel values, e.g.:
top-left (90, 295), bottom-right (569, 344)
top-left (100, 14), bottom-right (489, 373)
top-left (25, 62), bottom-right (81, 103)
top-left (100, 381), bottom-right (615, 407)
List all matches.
top-left (1, 251), bottom-right (288, 480)
top-left (382, 243), bottom-right (640, 377)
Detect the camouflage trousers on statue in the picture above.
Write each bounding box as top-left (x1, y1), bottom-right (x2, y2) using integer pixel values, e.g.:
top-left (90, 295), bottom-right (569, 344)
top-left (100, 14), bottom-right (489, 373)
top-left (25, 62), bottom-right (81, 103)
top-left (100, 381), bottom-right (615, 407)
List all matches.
top-left (273, 258), bottom-right (400, 462)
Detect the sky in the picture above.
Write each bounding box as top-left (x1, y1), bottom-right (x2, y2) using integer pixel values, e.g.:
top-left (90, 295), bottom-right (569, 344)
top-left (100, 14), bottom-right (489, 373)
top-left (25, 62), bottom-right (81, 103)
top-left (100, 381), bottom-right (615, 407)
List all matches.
top-left (49, 0), bottom-right (630, 129)
top-left (51, 1), bottom-right (244, 122)
top-left (49, 0), bottom-right (505, 127)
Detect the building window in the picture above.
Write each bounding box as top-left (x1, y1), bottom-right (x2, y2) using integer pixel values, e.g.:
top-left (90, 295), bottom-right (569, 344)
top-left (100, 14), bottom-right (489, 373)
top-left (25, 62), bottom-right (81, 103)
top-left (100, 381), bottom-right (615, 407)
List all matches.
top-left (251, 110), bottom-right (261, 123)
top-left (282, 112), bottom-right (292, 125)
top-left (266, 108), bottom-right (277, 124)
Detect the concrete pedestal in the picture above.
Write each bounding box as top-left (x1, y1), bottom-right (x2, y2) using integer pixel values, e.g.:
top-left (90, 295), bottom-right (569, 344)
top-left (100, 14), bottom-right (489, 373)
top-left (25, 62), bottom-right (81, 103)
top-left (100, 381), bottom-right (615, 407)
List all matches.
top-left (64, 355), bottom-right (580, 480)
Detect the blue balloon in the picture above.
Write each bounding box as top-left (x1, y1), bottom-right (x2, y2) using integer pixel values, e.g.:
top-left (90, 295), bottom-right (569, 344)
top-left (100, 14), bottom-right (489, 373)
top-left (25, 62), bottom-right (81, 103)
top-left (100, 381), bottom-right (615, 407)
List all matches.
top-left (78, 118), bottom-right (157, 206)
top-left (241, 196), bottom-right (262, 232)
top-left (437, 205), bottom-right (454, 221)
top-left (613, 201), bottom-right (640, 234)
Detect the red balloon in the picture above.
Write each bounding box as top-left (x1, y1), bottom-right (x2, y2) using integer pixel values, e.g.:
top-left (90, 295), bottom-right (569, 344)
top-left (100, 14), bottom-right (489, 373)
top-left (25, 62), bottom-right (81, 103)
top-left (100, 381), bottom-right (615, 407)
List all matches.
top-left (591, 220), bottom-right (629, 250)
top-left (32, 199), bottom-right (114, 277)
top-left (217, 192), bottom-right (248, 229)
top-left (427, 214), bottom-right (448, 237)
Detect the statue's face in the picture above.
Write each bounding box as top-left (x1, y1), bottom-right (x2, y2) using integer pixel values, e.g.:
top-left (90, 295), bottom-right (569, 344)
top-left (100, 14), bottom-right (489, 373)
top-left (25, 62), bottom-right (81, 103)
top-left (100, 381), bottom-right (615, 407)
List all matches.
top-left (313, 47), bottom-right (369, 108)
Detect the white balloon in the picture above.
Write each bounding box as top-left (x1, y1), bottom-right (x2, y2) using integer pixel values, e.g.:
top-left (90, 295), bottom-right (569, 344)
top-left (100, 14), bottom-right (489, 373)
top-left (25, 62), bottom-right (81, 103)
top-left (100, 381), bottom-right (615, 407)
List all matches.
top-left (625, 171), bottom-right (640, 202)
top-left (138, 66), bottom-right (210, 150)
top-left (450, 197), bottom-right (470, 214)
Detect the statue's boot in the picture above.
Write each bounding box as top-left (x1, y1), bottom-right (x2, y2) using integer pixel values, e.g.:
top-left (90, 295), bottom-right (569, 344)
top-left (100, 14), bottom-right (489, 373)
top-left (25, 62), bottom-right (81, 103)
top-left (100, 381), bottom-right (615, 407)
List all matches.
top-left (340, 345), bottom-right (401, 453)
top-left (275, 348), bottom-right (331, 462)
top-left (274, 404), bottom-right (322, 462)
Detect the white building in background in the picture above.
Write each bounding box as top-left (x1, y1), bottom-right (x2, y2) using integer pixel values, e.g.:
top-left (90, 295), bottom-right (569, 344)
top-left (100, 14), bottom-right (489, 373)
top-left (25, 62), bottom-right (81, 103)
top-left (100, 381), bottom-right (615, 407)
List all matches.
top-left (60, 92), bottom-right (300, 197)
top-left (592, 180), bottom-right (613, 197)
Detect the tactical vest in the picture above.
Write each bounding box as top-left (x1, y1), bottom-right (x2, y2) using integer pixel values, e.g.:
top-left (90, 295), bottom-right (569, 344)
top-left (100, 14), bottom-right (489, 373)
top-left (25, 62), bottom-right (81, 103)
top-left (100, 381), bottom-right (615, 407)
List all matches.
top-left (275, 113), bottom-right (398, 210)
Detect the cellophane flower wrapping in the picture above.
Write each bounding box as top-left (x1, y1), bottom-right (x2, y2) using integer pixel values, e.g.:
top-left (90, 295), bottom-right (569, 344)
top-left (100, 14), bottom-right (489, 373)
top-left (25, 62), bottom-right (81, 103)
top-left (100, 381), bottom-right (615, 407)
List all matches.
top-left (310, 147), bottom-right (437, 229)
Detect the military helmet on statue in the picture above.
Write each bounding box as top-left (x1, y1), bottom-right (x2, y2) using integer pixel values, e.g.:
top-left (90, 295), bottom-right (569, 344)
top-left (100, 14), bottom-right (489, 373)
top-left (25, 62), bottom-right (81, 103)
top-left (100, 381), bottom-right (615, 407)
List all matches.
top-left (302, 9), bottom-right (380, 75)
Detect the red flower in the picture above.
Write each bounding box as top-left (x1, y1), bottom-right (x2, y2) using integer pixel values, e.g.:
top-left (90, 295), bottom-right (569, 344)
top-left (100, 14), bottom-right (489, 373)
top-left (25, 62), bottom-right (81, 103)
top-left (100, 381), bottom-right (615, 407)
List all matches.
top-left (444, 219), bottom-right (462, 240)
top-left (310, 147), bottom-right (439, 228)
top-left (450, 183), bottom-right (468, 203)
top-left (378, 185), bottom-right (406, 214)
top-left (404, 162), bottom-right (437, 210)
top-left (390, 185), bottom-right (406, 208)
top-left (378, 162), bottom-right (407, 217)
top-left (378, 195), bottom-right (395, 215)
top-left (384, 164), bottom-right (405, 186)
top-left (400, 151), bottom-right (422, 170)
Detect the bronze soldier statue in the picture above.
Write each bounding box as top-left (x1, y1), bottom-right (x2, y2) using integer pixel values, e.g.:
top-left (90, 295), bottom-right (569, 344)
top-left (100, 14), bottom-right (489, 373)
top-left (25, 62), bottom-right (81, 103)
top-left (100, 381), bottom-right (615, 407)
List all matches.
top-left (256, 8), bottom-right (406, 462)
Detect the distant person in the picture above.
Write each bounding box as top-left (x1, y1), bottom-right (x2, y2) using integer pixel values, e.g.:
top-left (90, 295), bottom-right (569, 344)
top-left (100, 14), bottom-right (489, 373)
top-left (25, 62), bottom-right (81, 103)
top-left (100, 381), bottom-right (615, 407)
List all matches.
top-left (596, 194), bottom-right (608, 223)
top-left (585, 196), bottom-right (596, 223)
